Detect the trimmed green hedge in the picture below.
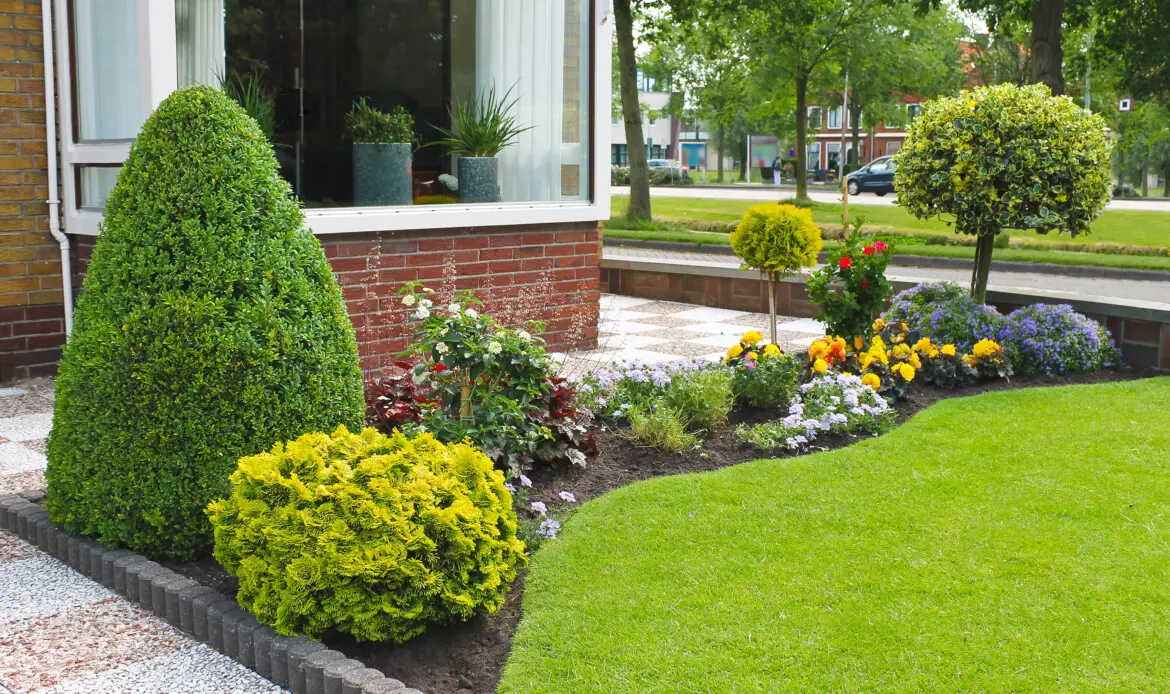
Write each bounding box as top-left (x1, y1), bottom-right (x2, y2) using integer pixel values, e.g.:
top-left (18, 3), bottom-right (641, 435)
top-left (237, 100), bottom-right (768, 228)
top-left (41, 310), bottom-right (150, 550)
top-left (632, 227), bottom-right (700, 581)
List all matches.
top-left (45, 85), bottom-right (365, 560)
top-left (207, 427), bottom-right (527, 643)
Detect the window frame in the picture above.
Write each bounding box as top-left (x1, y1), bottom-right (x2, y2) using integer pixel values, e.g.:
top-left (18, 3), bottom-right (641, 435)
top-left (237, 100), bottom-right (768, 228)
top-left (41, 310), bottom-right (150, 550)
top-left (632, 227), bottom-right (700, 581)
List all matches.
top-left (56, 0), bottom-right (611, 237)
top-left (827, 106), bottom-right (841, 130)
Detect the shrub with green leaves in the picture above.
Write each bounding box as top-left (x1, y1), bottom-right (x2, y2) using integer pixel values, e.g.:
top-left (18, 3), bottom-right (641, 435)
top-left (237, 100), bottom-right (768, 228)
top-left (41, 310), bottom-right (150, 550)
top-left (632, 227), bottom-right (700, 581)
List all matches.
top-left (624, 406), bottom-right (699, 453)
top-left (45, 86), bottom-right (365, 560)
top-left (894, 84), bottom-right (1111, 301)
top-left (346, 97), bottom-right (415, 145)
top-left (731, 353), bottom-right (802, 409)
top-left (207, 426), bottom-right (526, 643)
top-left (662, 368), bottom-right (734, 431)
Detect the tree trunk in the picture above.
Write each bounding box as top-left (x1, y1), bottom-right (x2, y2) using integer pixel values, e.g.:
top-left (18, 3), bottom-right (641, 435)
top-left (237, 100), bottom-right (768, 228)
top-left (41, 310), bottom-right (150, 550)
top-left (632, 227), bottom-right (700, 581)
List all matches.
top-left (1030, 0), bottom-right (1065, 95)
top-left (717, 123), bottom-right (725, 182)
top-left (970, 230), bottom-right (997, 303)
top-left (767, 276), bottom-right (778, 345)
top-left (738, 150), bottom-right (747, 181)
top-left (795, 73), bottom-right (809, 200)
top-left (614, 0), bottom-right (652, 220)
top-left (1141, 158), bottom-right (1149, 197)
top-left (1163, 164), bottom-right (1170, 197)
top-left (849, 102), bottom-right (863, 165)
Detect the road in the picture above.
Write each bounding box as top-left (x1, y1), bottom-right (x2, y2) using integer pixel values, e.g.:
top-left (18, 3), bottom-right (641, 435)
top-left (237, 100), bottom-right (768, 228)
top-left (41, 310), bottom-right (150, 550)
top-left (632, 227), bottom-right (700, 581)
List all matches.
top-left (610, 185), bottom-right (1170, 212)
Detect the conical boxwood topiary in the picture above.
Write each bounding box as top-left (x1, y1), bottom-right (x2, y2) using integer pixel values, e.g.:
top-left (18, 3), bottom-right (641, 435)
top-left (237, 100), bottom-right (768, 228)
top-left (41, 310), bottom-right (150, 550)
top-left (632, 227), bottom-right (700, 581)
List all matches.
top-left (45, 86), bottom-right (366, 560)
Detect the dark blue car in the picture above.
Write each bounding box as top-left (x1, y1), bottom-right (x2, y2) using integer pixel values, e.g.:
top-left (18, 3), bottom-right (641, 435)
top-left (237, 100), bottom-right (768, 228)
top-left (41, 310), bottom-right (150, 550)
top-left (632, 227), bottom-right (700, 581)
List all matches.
top-left (845, 155), bottom-right (897, 196)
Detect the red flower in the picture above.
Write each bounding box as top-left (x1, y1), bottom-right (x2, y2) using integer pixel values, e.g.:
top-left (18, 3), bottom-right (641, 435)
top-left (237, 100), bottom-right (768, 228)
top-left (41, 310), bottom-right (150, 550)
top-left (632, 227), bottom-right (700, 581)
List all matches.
top-left (874, 241), bottom-right (887, 252)
top-left (863, 246), bottom-right (874, 256)
top-left (839, 257), bottom-right (852, 270)
top-left (432, 363), bottom-right (448, 373)
top-left (862, 277), bottom-right (868, 288)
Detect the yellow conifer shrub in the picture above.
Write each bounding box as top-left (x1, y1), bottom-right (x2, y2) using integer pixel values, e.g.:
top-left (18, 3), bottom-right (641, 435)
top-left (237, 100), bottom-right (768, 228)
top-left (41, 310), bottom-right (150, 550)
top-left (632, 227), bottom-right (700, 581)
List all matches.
top-left (206, 426), bottom-right (526, 643)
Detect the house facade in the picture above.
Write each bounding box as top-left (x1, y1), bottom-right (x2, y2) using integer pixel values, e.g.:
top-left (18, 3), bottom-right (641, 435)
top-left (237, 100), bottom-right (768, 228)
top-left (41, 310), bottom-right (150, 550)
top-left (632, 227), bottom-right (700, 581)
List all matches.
top-left (804, 99), bottom-right (923, 173)
top-left (610, 70), bottom-right (678, 166)
top-left (1, 0), bottom-right (612, 383)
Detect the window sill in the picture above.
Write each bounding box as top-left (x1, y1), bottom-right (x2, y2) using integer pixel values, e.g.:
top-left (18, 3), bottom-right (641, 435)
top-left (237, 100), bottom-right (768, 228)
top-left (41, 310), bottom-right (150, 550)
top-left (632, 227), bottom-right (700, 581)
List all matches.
top-left (65, 201), bottom-right (608, 237)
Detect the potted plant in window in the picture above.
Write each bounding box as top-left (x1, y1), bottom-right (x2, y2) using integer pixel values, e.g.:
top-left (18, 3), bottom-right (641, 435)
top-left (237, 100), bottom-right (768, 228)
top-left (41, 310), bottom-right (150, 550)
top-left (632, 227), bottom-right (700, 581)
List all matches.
top-left (432, 86), bottom-right (532, 204)
top-left (346, 98), bottom-right (415, 206)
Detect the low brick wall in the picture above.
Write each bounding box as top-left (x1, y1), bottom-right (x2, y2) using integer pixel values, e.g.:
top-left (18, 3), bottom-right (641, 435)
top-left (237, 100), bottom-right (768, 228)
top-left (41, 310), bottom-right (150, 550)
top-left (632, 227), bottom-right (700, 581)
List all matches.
top-left (602, 261), bottom-right (1170, 372)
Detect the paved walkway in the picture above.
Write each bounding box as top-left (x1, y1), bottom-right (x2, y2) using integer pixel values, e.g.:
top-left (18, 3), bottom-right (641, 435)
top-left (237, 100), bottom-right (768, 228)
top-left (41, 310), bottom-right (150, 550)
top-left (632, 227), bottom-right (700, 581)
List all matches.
top-left (603, 247), bottom-right (1170, 305)
top-left (611, 185), bottom-right (1170, 212)
top-left (0, 383), bottom-right (286, 694)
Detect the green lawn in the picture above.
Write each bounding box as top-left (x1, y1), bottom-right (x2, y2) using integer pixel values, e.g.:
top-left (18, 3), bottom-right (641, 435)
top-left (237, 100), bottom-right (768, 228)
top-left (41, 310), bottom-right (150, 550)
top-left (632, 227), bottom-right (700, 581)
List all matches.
top-left (610, 195), bottom-right (1170, 249)
top-left (500, 379), bottom-right (1170, 693)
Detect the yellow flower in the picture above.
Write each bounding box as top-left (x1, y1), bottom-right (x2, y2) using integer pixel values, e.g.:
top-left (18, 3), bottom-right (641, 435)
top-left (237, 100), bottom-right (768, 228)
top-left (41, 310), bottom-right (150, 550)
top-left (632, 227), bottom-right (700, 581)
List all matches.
top-left (763, 344), bottom-right (781, 358)
top-left (727, 344), bottom-right (744, 359)
top-left (808, 341), bottom-right (828, 359)
top-left (871, 335), bottom-right (886, 350)
top-left (862, 373), bottom-right (881, 390)
top-left (859, 353), bottom-right (875, 369)
top-left (893, 343), bottom-right (912, 358)
top-left (813, 358), bottom-right (828, 373)
top-left (742, 330), bottom-right (764, 345)
top-left (941, 344), bottom-right (957, 357)
top-left (928, 348), bottom-right (939, 359)
top-left (972, 339), bottom-right (1001, 359)
top-left (913, 337), bottom-right (933, 353)
top-left (872, 318), bottom-right (886, 332)
top-left (747, 351), bottom-right (759, 361)
top-left (853, 335), bottom-right (865, 350)
top-left (898, 363), bottom-right (916, 382)
top-left (909, 353), bottom-right (922, 369)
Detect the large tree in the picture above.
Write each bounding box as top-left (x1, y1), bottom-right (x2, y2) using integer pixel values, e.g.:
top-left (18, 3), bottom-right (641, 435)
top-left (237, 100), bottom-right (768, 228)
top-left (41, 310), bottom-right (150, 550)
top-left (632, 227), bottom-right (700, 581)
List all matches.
top-left (1096, 0), bottom-right (1170, 104)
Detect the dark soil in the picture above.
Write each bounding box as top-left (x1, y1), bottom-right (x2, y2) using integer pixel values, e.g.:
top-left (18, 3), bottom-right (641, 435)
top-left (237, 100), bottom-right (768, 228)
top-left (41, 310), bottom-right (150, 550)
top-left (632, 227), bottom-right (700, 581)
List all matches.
top-left (167, 368), bottom-right (1147, 694)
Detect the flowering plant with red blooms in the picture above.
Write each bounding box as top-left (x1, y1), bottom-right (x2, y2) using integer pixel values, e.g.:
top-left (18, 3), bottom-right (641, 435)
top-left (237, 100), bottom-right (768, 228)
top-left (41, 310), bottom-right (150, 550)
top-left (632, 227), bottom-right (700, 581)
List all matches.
top-left (806, 227), bottom-right (895, 340)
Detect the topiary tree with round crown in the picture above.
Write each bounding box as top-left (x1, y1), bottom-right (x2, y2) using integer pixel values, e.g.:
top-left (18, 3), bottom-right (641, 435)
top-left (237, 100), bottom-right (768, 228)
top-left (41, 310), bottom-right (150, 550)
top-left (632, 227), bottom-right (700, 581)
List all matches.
top-left (46, 86), bottom-right (365, 560)
top-left (894, 83), bottom-right (1111, 302)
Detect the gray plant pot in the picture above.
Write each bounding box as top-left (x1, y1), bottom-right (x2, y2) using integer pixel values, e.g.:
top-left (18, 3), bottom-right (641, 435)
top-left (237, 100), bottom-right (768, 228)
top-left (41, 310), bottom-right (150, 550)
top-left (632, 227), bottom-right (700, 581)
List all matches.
top-left (458, 156), bottom-right (500, 204)
top-left (353, 142), bottom-right (412, 206)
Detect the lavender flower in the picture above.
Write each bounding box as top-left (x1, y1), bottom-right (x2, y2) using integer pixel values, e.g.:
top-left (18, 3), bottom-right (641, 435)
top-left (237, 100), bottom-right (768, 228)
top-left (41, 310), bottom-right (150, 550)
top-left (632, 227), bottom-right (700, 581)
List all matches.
top-left (558, 491), bottom-right (577, 503)
top-left (519, 474), bottom-right (532, 488)
top-left (531, 501), bottom-right (548, 516)
top-left (537, 518), bottom-right (561, 539)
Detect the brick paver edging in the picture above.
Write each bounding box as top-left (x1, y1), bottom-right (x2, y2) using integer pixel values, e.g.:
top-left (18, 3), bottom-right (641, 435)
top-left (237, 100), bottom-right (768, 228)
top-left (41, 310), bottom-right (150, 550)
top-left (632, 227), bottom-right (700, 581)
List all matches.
top-left (0, 490), bottom-right (424, 694)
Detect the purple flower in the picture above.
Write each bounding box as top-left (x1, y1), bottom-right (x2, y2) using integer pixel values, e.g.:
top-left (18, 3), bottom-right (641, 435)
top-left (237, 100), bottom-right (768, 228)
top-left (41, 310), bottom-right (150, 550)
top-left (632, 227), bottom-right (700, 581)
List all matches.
top-left (531, 501), bottom-right (548, 516)
top-left (745, 361), bottom-right (757, 371)
top-left (519, 474), bottom-right (532, 488)
top-left (537, 518), bottom-right (561, 539)
top-left (558, 491), bottom-right (577, 503)
top-left (504, 482), bottom-right (516, 494)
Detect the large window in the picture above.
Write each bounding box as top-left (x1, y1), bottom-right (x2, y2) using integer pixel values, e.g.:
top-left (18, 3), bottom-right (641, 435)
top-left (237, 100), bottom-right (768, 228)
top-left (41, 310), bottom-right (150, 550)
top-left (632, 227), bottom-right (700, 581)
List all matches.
top-left (172, 0), bottom-right (593, 209)
top-left (806, 142), bottom-right (820, 171)
top-left (827, 106), bottom-right (841, 130)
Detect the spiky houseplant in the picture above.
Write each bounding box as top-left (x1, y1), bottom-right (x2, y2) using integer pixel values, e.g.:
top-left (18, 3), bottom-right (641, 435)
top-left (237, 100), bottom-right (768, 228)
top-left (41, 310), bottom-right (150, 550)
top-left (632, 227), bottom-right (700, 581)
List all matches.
top-left (45, 86), bottom-right (365, 560)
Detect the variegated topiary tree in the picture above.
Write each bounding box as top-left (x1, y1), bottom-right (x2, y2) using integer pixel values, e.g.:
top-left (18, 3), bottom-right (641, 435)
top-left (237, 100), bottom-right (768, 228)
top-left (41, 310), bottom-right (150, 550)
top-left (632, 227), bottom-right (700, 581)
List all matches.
top-left (894, 84), bottom-right (1111, 302)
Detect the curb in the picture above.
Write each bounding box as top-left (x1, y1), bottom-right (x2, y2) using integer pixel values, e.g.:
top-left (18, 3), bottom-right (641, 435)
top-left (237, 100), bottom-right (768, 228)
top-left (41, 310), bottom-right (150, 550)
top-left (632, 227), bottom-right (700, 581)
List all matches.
top-left (0, 491), bottom-right (425, 694)
top-left (602, 239), bottom-right (1170, 283)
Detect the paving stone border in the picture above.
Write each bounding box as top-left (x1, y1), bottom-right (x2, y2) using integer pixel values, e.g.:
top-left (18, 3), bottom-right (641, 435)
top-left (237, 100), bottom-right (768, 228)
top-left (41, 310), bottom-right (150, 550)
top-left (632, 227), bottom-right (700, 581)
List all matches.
top-left (0, 490), bottom-right (425, 694)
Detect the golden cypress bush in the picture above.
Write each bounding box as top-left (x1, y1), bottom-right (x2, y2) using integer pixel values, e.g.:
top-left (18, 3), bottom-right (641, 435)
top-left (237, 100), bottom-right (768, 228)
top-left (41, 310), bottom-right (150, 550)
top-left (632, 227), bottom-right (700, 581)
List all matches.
top-left (730, 203), bottom-right (822, 280)
top-left (206, 426), bottom-right (527, 643)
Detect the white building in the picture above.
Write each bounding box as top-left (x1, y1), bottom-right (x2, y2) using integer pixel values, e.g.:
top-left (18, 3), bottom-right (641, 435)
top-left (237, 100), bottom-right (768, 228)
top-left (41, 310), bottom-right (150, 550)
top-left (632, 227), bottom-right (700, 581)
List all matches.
top-left (610, 71), bottom-right (676, 165)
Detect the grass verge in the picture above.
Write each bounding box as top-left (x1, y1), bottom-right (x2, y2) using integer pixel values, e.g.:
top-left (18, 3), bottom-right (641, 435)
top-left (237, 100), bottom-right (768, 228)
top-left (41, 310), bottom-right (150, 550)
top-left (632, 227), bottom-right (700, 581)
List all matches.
top-left (499, 378), bottom-right (1170, 693)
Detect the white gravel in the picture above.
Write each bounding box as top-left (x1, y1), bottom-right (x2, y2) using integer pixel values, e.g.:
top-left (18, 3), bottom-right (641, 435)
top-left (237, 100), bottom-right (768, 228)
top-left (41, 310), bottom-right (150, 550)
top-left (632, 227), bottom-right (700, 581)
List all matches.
top-left (0, 413), bottom-right (53, 443)
top-left (29, 645), bottom-right (287, 694)
top-left (0, 442), bottom-right (47, 476)
top-left (0, 555), bottom-right (116, 622)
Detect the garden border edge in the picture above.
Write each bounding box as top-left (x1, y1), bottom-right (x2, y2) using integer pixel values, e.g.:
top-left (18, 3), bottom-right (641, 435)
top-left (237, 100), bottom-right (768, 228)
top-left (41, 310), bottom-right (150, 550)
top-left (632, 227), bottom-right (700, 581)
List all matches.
top-left (0, 489), bottom-right (426, 694)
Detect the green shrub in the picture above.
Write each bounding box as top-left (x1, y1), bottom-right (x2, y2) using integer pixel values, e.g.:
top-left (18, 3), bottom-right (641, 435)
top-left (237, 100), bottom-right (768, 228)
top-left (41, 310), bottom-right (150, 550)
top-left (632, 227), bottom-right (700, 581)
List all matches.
top-left (731, 353), bottom-right (802, 409)
top-left (45, 86), bottom-right (365, 560)
top-left (662, 368), bottom-right (734, 431)
top-left (207, 426), bottom-right (526, 643)
top-left (624, 406), bottom-right (699, 453)
top-left (346, 97), bottom-right (415, 144)
top-left (731, 203), bottom-right (823, 278)
top-left (894, 84), bottom-right (1111, 301)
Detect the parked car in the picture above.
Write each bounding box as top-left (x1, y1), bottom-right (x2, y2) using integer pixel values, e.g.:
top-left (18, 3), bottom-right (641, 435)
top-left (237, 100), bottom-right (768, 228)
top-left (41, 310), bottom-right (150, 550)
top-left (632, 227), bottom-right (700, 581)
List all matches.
top-left (648, 158), bottom-right (689, 175)
top-left (845, 155), bottom-right (896, 196)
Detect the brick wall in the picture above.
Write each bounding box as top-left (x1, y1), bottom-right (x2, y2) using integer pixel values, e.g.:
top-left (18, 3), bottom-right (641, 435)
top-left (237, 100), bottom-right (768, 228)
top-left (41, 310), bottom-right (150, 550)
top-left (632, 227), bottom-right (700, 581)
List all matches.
top-left (0, 0), bottom-right (60, 383)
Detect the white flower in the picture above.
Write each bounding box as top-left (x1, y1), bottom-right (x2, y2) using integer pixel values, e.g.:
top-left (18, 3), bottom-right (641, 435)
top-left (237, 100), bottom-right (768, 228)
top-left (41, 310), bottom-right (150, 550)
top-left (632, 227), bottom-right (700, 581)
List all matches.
top-left (412, 306), bottom-right (430, 320)
top-left (518, 330), bottom-right (532, 342)
top-left (519, 474), bottom-right (533, 488)
top-left (531, 501), bottom-right (548, 516)
top-left (487, 341), bottom-right (503, 355)
top-left (435, 342), bottom-right (449, 354)
top-left (558, 490), bottom-right (577, 503)
top-left (438, 173), bottom-right (459, 191)
top-left (401, 295), bottom-right (416, 306)
top-left (423, 287), bottom-right (434, 294)
top-left (448, 303), bottom-right (461, 314)
top-left (465, 308), bottom-right (478, 319)
top-left (420, 298), bottom-right (433, 308)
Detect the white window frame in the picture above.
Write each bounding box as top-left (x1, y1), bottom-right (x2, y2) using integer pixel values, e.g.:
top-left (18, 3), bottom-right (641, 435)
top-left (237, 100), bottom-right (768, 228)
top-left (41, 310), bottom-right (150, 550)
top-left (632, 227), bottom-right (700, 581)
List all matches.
top-left (56, 0), bottom-right (611, 237)
top-left (806, 142), bottom-right (821, 171)
top-left (827, 106), bottom-right (841, 130)
top-left (807, 106), bottom-right (821, 130)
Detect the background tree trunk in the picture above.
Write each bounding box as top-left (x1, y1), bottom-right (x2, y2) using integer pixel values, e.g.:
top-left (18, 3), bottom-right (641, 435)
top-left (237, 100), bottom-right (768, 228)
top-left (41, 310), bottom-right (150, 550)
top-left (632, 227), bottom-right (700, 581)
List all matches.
top-left (738, 152), bottom-right (747, 181)
top-left (1163, 164), bottom-right (1169, 197)
top-left (849, 102), bottom-right (863, 165)
top-left (1030, 0), bottom-right (1066, 95)
top-left (795, 73), bottom-right (809, 200)
top-left (717, 123), bottom-right (726, 182)
top-left (615, 0), bottom-right (652, 220)
top-left (1141, 158), bottom-right (1149, 197)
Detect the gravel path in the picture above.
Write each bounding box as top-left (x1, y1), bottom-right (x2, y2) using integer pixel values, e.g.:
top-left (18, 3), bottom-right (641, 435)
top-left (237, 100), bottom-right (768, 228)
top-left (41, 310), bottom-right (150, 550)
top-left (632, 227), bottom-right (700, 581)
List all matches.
top-left (604, 247), bottom-right (1170, 304)
top-left (0, 382), bottom-right (288, 694)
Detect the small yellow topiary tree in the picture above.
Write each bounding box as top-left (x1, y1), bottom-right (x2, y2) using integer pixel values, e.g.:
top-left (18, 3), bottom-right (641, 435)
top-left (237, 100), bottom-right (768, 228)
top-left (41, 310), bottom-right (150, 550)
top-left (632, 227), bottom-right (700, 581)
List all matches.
top-left (730, 203), bottom-right (823, 343)
top-left (206, 426), bottom-right (527, 643)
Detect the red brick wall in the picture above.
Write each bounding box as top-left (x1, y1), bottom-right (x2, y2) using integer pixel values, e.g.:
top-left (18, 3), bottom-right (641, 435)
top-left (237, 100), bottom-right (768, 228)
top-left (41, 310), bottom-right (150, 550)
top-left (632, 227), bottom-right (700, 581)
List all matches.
top-left (59, 223), bottom-right (601, 381)
top-left (0, 0), bottom-right (61, 383)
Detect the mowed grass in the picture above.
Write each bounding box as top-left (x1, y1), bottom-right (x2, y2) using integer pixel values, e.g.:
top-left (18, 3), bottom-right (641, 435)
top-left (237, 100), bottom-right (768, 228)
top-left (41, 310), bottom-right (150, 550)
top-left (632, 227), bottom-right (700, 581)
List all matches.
top-left (499, 379), bottom-right (1170, 693)
top-left (609, 195), bottom-right (1170, 248)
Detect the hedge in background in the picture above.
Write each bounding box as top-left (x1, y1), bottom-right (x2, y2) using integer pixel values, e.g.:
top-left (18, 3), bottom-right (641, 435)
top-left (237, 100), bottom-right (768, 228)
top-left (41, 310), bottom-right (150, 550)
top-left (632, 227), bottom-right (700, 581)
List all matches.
top-left (207, 427), bottom-right (527, 643)
top-left (45, 86), bottom-right (365, 560)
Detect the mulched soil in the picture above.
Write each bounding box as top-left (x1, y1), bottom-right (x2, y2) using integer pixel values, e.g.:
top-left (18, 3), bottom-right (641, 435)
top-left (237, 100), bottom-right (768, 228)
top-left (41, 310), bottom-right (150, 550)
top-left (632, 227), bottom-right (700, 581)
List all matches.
top-left (167, 368), bottom-right (1147, 694)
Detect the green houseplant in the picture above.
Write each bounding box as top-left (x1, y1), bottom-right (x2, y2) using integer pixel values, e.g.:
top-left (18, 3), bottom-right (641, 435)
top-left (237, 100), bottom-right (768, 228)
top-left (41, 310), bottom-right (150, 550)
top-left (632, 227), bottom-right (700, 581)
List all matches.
top-left (894, 83), bottom-right (1111, 302)
top-left (432, 85), bottom-right (532, 203)
top-left (346, 98), bottom-right (416, 206)
top-left (44, 86), bottom-right (366, 560)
